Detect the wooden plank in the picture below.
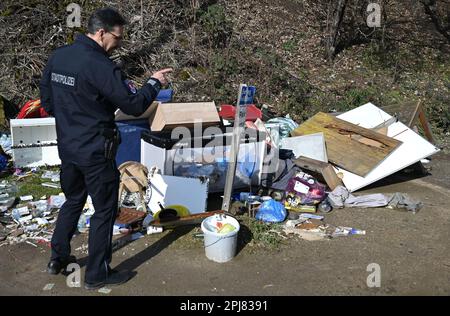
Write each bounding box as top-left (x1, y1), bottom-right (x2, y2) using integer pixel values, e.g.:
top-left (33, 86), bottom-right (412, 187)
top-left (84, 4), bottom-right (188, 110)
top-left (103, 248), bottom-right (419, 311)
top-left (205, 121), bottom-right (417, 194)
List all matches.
top-left (418, 109), bottom-right (436, 144)
top-left (407, 101), bottom-right (436, 144)
top-left (335, 103), bottom-right (440, 192)
top-left (149, 210), bottom-right (225, 227)
top-left (353, 126), bottom-right (389, 147)
top-left (291, 112), bottom-right (402, 177)
top-left (321, 164), bottom-right (344, 191)
top-left (294, 156), bottom-right (343, 190)
top-left (408, 100), bottom-right (422, 127)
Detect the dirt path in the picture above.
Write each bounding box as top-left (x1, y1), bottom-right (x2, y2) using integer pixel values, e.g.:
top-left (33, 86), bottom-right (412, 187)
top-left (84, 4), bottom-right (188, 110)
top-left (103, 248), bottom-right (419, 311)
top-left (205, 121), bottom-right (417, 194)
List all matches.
top-left (1, 172), bottom-right (449, 296)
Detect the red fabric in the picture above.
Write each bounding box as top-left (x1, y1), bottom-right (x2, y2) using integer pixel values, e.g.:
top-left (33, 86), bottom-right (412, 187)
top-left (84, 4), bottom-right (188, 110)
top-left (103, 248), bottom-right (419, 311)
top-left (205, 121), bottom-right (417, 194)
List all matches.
top-left (17, 99), bottom-right (49, 119)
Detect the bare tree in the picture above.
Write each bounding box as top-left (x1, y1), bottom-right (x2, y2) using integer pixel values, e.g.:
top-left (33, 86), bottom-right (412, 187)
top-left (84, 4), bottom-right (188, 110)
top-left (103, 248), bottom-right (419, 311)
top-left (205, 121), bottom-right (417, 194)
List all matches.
top-left (325, 0), bottom-right (348, 61)
top-left (420, 0), bottom-right (450, 42)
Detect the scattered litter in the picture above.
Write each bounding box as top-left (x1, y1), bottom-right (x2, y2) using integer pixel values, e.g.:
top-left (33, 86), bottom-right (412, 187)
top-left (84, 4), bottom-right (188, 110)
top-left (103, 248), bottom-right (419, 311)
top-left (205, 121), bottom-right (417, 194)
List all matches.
top-left (24, 224), bottom-right (39, 232)
top-left (113, 223), bottom-right (131, 236)
top-left (75, 244), bottom-right (89, 255)
top-left (317, 199), bottom-right (333, 213)
top-left (20, 195), bottom-right (33, 202)
top-left (42, 182), bottom-right (61, 189)
top-left (18, 215), bottom-right (33, 224)
top-left (0, 133), bottom-right (12, 155)
top-left (48, 195), bottom-right (66, 209)
top-left (266, 116), bottom-right (299, 140)
top-left (142, 213), bottom-right (154, 228)
top-left (331, 226), bottom-right (366, 237)
top-left (98, 287), bottom-right (111, 294)
top-left (13, 168), bottom-right (23, 176)
top-left (43, 283), bottom-right (54, 291)
top-left (25, 240), bottom-right (38, 247)
top-left (34, 218), bottom-right (49, 226)
top-left (387, 192), bottom-right (423, 213)
top-left (12, 206), bottom-right (30, 220)
top-left (299, 213), bottom-right (324, 220)
top-left (283, 215), bottom-right (365, 241)
top-left (41, 170), bottom-right (60, 182)
top-left (131, 232), bottom-right (144, 241)
top-left (147, 225), bottom-right (163, 235)
top-left (328, 185), bottom-right (423, 213)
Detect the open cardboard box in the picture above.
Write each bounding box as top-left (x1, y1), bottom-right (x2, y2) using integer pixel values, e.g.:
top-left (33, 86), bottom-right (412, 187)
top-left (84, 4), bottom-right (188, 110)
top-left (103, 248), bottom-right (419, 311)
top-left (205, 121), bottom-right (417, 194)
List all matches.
top-left (114, 101), bottom-right (159, 122)
top-left (150, 101), bottom-right (221, 131)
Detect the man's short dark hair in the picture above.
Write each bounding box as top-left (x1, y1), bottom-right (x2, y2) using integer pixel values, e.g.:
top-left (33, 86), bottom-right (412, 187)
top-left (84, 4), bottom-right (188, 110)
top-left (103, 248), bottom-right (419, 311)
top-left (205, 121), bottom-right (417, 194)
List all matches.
top-left (87, 8), bottom-right (127, 34)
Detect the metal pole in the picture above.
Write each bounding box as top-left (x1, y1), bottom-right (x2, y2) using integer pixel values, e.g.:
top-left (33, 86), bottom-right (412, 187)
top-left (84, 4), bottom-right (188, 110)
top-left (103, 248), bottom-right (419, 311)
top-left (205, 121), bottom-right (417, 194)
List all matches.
top-left (221, 84), bottom-right (249, 211)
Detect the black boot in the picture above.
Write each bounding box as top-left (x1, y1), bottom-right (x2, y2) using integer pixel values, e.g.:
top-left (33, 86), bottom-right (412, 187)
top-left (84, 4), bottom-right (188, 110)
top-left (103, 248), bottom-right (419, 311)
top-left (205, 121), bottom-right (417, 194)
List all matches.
top-left (84, 269), bottom-right (133, 290)
top-left (47, 255), bottom-right (77, 275)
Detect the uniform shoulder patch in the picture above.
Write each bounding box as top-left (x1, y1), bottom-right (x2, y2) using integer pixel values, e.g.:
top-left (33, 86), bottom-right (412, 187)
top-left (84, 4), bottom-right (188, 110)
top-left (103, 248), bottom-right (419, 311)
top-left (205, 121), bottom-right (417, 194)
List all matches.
top-left (123, 79), bottom-right (137, 94)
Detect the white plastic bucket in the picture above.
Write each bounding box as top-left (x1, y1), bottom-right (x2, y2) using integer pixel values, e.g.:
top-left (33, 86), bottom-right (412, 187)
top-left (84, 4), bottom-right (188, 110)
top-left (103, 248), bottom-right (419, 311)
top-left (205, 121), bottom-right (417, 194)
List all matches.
top-left (201, 214), bottom-right (240, 263)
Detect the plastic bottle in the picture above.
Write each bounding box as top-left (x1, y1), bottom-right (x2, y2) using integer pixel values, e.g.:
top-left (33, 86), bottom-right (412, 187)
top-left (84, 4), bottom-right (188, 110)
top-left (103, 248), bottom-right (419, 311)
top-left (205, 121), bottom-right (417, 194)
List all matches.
top-left (77, 214), bottom-right (87, 232)
top-left (350, 228), bottom-right (366, 235)
top-left (142, 213), bottom-right (154, 228)
top-left (0, 134), bottom-right (12, 154)
top-left (317, 199), bottom-right (332, 213)
top-left (147, 226), bottom-right (163, 235)
top-left (12, 209), bottom-right (22, 221)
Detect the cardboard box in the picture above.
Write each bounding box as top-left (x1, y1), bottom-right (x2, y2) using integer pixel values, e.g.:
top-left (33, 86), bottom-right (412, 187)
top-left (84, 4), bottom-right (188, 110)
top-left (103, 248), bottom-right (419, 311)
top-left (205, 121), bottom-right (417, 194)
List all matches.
top-left (150, 102), bottom-right (221, 131)
top-left (115, 101), bottom-right (159, 122)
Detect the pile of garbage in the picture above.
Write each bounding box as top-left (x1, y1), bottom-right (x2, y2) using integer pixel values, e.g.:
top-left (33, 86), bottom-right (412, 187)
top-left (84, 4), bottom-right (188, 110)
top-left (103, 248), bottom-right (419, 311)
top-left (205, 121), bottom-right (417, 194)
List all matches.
top-left (0, 186), bottom-right (65, 247)
top-left (0, 90), bottom-right (439, 248)
top-left (222, 101), bottom-right (435, 241)
top-left (0, 167), bottom-right (96, 247)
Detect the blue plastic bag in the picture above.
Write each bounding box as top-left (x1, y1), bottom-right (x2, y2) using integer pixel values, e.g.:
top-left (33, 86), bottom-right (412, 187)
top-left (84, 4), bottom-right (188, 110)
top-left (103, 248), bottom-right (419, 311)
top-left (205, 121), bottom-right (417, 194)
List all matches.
top-left (255, 199), bottom-right (287, 223)
top-left (0, 155), bottom-right (7, 172)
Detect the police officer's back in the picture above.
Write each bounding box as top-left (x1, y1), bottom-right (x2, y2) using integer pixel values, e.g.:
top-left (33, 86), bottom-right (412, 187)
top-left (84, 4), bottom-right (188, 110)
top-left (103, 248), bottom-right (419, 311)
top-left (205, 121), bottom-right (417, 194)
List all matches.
top-left (40, 7), bottom-right (172, 290)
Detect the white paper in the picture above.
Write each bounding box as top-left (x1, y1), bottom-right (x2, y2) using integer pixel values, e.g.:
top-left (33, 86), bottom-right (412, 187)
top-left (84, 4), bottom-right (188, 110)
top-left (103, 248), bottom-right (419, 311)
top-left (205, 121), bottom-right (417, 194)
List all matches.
top-left (294, 181), bottom-right (310, 194)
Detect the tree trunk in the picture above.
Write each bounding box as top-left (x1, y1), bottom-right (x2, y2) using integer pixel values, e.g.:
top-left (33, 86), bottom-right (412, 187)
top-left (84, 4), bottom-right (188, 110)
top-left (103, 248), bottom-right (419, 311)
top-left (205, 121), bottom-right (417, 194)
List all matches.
top-left (421, 0), bottom-right (450, 42)
top-left (326, 0), bottom-right (348, 62)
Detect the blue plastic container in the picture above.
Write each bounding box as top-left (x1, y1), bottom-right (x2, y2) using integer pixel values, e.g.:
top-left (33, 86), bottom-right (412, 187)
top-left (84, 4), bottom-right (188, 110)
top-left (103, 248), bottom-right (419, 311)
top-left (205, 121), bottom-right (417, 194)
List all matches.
top-left (115, 89), bottom-right (173, 166)
top-left (115, 119), bottom-right (150, 166)
top-left (156, 89), bottom-right (173, 103)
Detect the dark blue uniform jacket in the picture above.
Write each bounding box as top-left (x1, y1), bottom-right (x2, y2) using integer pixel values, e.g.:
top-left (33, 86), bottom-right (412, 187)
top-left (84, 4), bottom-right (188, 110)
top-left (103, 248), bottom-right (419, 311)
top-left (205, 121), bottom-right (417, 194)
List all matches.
top-left (40, 33), bottom-right (160, 166)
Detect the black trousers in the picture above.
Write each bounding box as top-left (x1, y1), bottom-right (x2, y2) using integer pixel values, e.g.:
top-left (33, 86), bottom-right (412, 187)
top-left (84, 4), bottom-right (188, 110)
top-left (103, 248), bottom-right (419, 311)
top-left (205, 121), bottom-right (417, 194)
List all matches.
top-left (51, 159), bottom-right (120, 284)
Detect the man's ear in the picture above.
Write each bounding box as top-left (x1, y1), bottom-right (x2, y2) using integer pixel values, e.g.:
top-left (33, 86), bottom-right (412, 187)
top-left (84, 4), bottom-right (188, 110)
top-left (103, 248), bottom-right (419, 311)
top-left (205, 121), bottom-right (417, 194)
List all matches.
top-left (97, 28), bottom-right (106, 39)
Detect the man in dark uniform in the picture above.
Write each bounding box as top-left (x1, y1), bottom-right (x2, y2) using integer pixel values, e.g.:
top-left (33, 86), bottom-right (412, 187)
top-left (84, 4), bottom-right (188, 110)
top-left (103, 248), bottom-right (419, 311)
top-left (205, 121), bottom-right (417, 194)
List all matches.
top-left (39, 8), bottom-right (172, 290)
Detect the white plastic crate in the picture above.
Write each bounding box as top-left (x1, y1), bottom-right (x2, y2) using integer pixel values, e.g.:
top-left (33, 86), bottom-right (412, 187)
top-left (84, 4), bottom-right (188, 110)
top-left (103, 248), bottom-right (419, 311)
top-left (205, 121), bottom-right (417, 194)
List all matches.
top-left (10, 118), bottom-right (61, 168)
top-left (140, 130), bottom-right (267, 193)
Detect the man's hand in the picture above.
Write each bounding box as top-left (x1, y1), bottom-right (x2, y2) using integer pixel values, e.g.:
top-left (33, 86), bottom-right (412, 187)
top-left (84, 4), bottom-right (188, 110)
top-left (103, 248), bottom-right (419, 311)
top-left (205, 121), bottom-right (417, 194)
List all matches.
top-left (151, 68), bottom-right (173, 86)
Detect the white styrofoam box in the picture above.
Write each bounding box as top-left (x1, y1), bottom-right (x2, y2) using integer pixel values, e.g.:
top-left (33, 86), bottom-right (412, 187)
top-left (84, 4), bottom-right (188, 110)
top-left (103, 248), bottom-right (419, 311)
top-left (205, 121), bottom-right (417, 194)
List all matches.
top-left (10, 118), bottom-right (61, 168)
top-left (141, 131), bottom-right (267, 193)
top-left (280, 132), bottom-right (328, 162)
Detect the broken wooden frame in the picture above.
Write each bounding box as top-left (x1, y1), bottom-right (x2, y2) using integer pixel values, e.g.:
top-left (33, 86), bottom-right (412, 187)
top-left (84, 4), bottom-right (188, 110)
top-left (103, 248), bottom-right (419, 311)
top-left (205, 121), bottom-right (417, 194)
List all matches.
top-left (407, 100), bottom-right (436, 144)
top-left (293, 156), bottom-right (343, 191)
